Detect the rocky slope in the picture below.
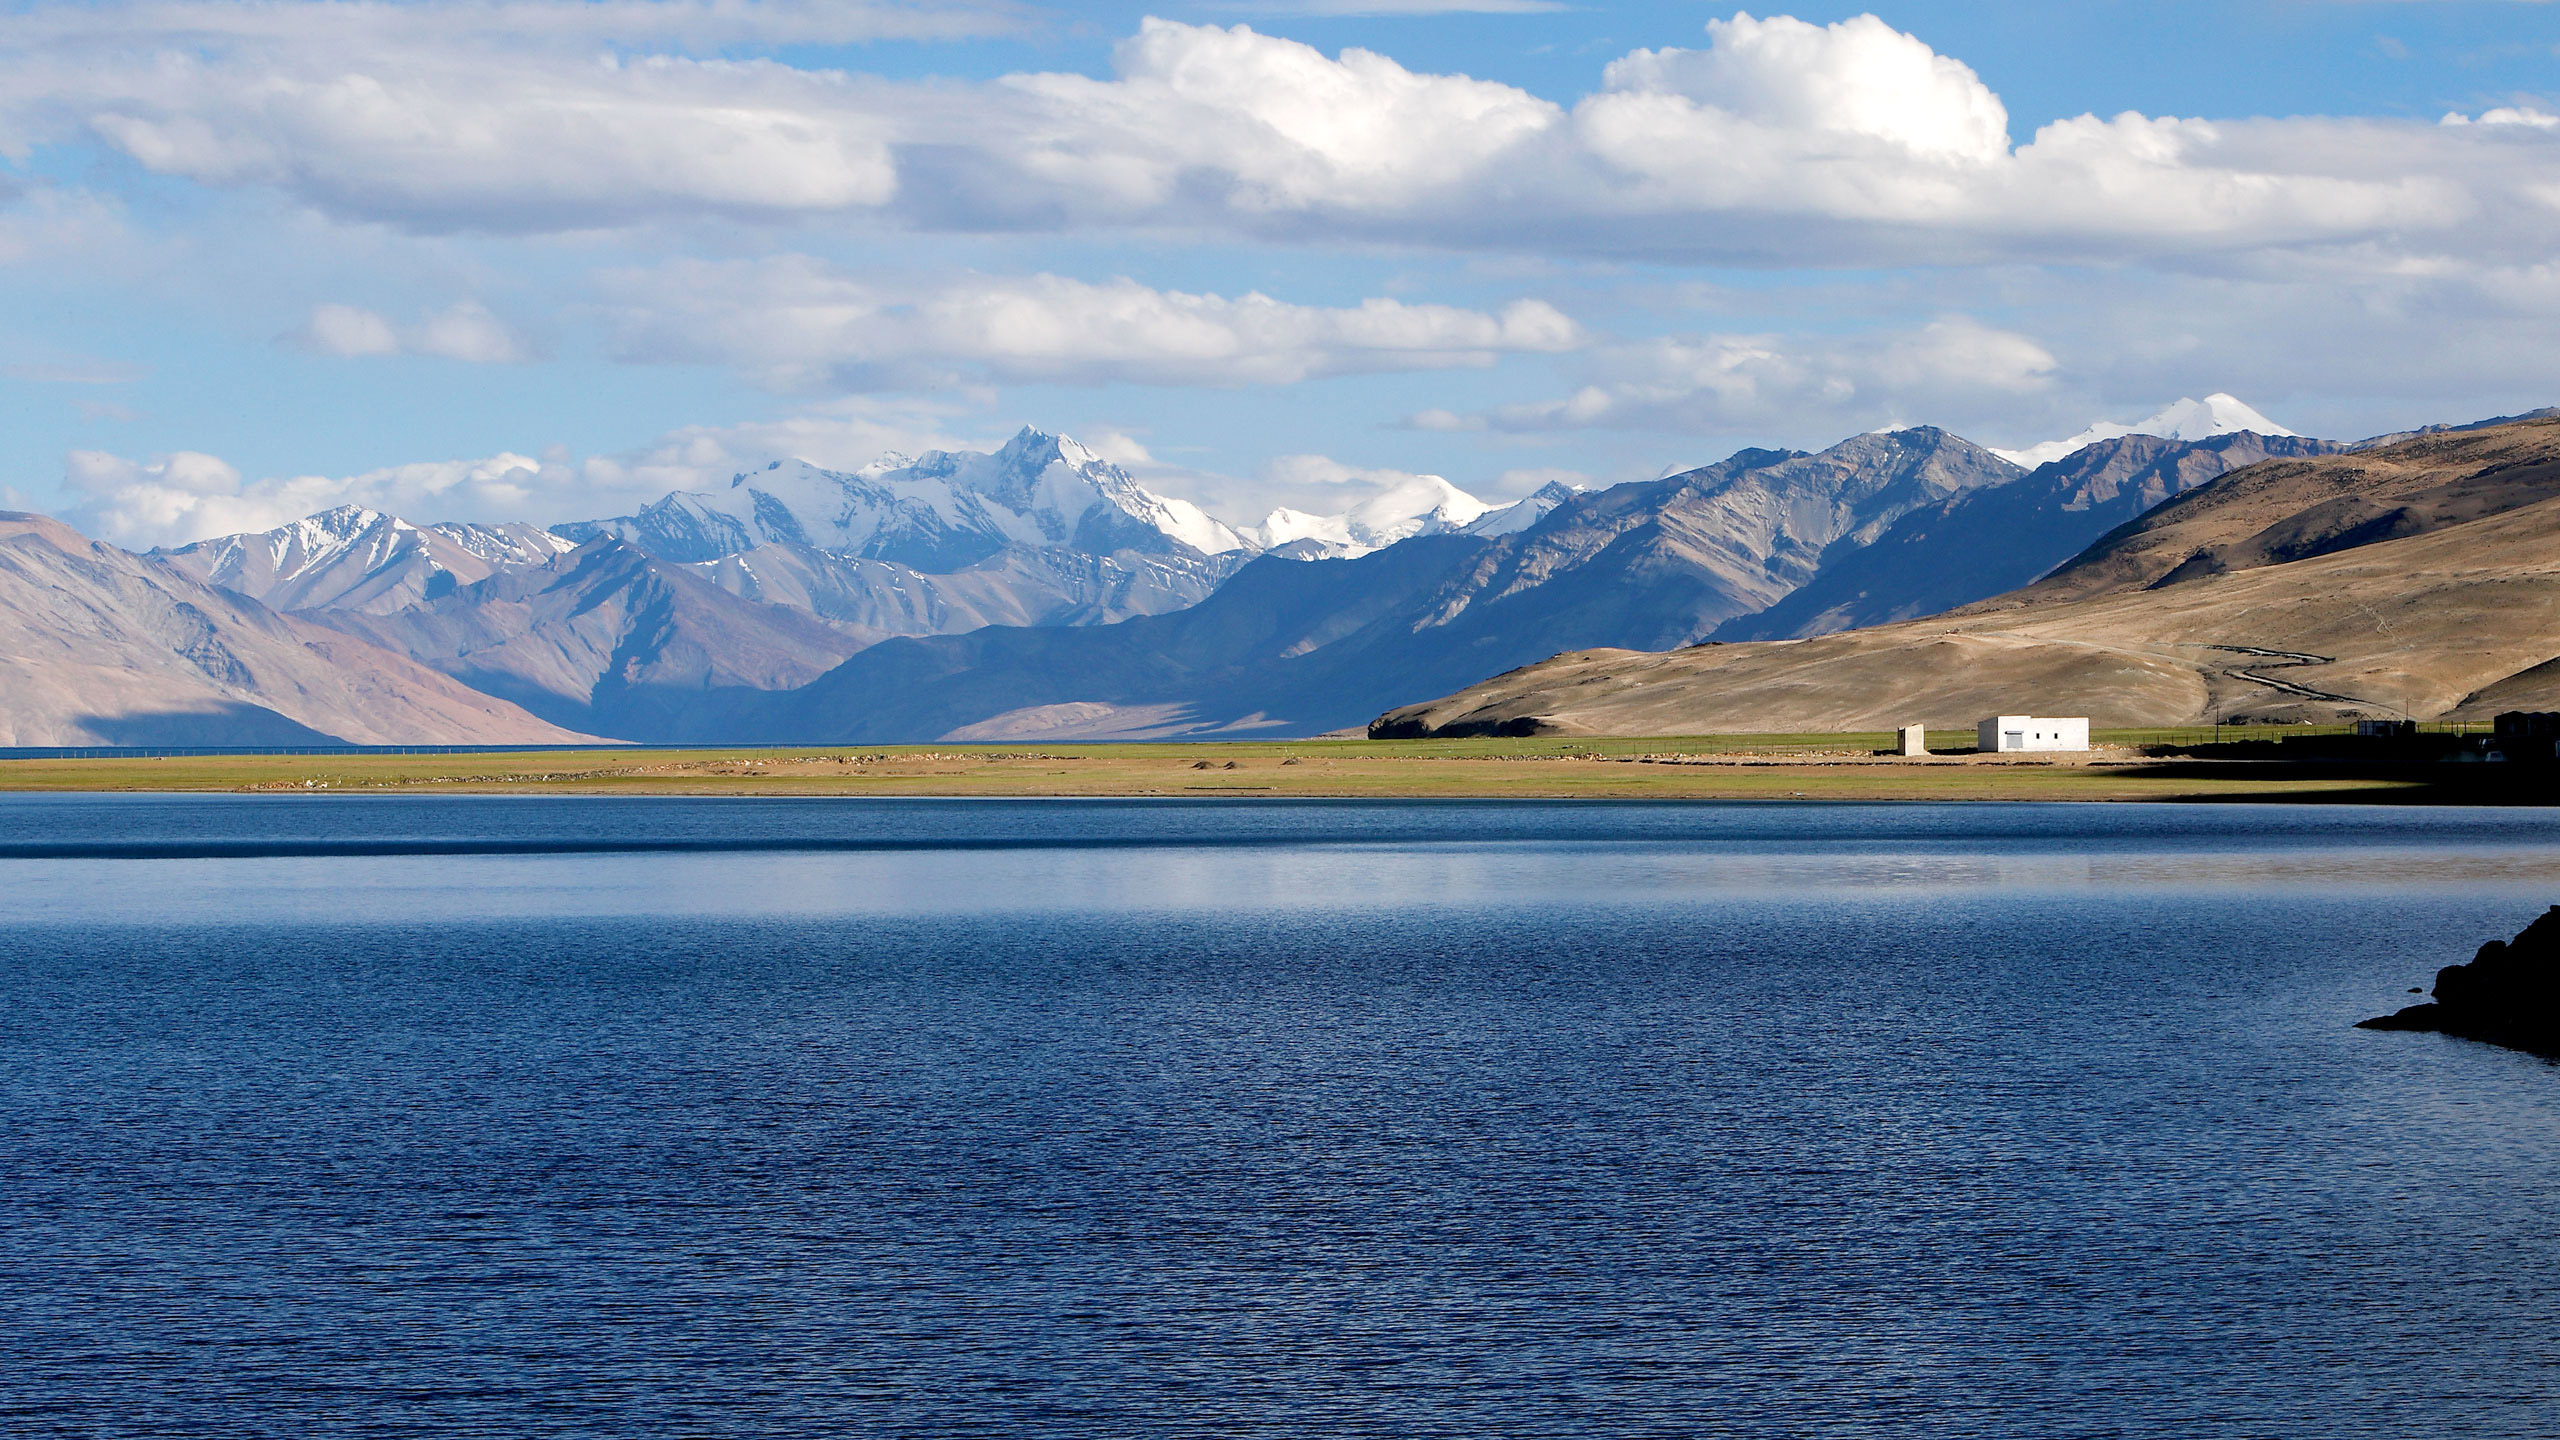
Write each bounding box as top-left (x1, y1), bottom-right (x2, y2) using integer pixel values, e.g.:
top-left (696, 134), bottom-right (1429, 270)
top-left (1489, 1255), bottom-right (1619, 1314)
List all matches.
top-left (684, 540), bottom-right (1249, 632)
top-left (1977, 415), bottom-right (2560, 609)
top-left (1373, 414), bottom-right (2560, 737)
top-left (155, 505), bottom-right (574, 614)
top-left (0, 512), bottom-right (594, 745)
top-left (1720, 432), bottom-right (2345, 641)
top-left (734, 428), bottom-right (2027, 741)
top-left (311, 538), bottom-right (872, 741)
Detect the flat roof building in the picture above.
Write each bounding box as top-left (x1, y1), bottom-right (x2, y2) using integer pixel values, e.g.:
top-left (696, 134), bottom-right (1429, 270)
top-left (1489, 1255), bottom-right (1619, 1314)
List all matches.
top-left (1978, 716), bottom-right (2089, 753)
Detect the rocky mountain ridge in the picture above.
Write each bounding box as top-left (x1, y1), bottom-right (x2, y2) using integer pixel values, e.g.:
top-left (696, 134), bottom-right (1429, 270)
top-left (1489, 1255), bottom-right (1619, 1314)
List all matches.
top-left (0, 511), bottom-right (593, 745)
top-left (725, 426), bottom-right (2035, 741)
top-left (1373, 413), bottom-right (2560, 738)
top-left (554, 428), bottom-right (1246, 568)
top-left (155, 504), bottom-right (576, 615)
top-left (9, 402), bottom-right (2415, 745)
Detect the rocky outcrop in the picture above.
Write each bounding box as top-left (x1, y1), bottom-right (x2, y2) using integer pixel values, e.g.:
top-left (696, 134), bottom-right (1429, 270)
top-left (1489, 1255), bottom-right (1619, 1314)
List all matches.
top-left (2359, 906), bottom-right (2560, 1057)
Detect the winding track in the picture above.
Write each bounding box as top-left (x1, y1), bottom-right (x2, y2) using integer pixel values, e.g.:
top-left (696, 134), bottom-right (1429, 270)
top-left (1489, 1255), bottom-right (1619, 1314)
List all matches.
top-left (2206, 645), bottom-right (2378, 708)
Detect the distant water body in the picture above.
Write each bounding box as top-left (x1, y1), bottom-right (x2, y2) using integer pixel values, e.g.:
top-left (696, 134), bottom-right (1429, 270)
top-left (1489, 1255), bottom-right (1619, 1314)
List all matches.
top-left (4, 796), bottom-right (2558, 1437)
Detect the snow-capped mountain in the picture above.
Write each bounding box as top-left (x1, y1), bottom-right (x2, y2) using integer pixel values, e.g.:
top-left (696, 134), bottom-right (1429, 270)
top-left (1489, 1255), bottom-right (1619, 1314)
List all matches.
top-left (1992, 393), bottom-right (2294, 469)
top-left (154, 504), bottom-right (575, 614)
top-left (555, 427), bottom-right (1247, 569)
top-left (1247, 475), bottom-right (1495, 557)
top-left (1462, 480), bottom-right (1586, 538)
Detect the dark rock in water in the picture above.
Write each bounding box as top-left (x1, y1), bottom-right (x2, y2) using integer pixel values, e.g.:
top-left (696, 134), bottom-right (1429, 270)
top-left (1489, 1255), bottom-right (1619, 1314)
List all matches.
top-left (2358, 905), bottom-right (2560, 1057)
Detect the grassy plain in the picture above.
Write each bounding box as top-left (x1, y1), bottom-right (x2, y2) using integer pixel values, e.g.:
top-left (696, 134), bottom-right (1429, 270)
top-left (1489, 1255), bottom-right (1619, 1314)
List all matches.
top-left (0, 731), bottom-right (2496, 803)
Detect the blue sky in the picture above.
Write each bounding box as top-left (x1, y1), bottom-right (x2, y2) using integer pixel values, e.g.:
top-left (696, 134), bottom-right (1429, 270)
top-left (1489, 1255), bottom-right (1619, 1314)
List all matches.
top-left (3, 0), bottom-right (2555, 544)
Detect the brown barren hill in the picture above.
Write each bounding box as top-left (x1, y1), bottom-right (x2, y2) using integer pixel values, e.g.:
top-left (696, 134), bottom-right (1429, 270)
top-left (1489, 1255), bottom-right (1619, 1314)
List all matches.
top-left (0, 511), bottom-right (603, 746)
top-left (1973, 411), bottom-right (2560, 607)
top-left (1374, 413), bottom-right (2560, 737)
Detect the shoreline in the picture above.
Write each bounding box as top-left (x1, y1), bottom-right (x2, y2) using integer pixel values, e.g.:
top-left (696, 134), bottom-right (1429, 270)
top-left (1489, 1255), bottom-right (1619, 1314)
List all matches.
top-left (0, 736), bottom-right (2541, 804)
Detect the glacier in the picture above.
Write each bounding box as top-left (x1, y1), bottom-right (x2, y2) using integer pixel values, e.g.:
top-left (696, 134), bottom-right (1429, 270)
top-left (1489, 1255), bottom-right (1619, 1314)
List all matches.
top-left (1991, 394), bottom-right (2295, 469)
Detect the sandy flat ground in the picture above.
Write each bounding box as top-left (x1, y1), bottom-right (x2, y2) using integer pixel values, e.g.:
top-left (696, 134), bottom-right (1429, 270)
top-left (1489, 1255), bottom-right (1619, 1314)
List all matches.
top-left (0, 737), bottom-right (2513, 804)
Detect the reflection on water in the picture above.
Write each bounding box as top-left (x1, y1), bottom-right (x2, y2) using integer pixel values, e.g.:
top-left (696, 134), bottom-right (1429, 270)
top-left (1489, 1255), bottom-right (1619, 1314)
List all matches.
top-left (6, 796), bottom-right (2560, 923)
top-left (2, 797), bottom-right (2558, 1437)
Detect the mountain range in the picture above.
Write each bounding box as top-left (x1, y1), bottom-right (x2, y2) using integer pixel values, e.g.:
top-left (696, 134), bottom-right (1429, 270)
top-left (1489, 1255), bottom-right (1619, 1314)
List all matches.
top-left (1376, 411), bottom-right (2560, 737)
top-left (0, 511), bottom-right (589, 745)
top-left (11, 396), bottom-right (2529, 747)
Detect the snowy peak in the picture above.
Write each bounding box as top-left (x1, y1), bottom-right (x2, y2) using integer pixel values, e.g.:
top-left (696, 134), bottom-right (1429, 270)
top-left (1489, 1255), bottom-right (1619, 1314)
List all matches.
top-left (154, 506), bottom-right (573, 614)
top-left (2135, 393), bottom-right (2293, 442)
top-left (1993, 394), bottom-right (2294, 468)
top-left (1463, 480), bottom-right (1586, 538)
top-left (564, 426), bottom-right (1248, 570)
top-left (1249, 475), bottom-right (1495, 557)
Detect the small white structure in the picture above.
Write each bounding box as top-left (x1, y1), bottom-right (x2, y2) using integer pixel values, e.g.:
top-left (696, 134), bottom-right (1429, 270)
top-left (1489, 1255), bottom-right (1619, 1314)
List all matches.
top-left (1978, 715), bottom-right (2090, 753)
top-left (1895, 724), bottom-right (1928, 756)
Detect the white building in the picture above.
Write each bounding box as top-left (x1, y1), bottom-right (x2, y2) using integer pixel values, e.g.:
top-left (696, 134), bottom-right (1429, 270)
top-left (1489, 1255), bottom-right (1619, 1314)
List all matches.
top-left (1978, 715), bottom-right (2090, 753)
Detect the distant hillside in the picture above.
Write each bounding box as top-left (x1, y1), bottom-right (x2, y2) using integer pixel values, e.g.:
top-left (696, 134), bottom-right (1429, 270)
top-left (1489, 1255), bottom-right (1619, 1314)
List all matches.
top-left (311, 539), bottom-right (873, 741)
top-left (1374, 413), bottom-right (2560, 737)
top-left (0, 512), bottom-right (593, 745)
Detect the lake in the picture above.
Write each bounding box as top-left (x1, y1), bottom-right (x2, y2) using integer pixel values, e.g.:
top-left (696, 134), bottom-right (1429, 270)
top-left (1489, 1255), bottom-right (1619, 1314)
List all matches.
top-left (4, 796), bottom-right (2557, 1436)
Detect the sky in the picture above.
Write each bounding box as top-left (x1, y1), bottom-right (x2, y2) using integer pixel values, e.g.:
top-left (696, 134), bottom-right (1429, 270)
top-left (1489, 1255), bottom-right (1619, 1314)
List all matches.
top-left (2, 0), bottom-right (2556, 547)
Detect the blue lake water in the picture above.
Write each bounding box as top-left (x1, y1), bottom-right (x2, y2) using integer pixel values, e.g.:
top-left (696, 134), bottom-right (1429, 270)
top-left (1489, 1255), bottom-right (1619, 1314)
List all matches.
top-left (4, 795), bottom-right (2559, 1437)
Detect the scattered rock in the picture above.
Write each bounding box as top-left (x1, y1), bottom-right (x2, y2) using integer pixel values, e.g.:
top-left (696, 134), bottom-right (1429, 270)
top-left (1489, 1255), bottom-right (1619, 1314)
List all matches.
top-left (2358, 905), bottom-right (2560, 1057)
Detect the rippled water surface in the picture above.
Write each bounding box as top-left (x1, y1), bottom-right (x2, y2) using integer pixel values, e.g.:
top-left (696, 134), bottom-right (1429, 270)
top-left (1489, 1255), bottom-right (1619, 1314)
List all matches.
top-left (5, 796), bottom-right (2559, 1437)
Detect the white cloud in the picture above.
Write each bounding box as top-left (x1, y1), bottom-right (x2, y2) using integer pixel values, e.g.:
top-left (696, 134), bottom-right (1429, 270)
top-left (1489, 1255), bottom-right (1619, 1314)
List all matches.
top-left (9, 7), bottom-right (2538, 266)
top-left (80, 59), bottom-right (899, 232)
top-left (300, 304), bottom-right (401, 358)
top-left (604, 258), bottom-right (1581, 388)
top-left (2444, 106), bottom-right (2560, 130)
top-left (64, 446), bottom-right (557, 546)
top-left (56, 393), bottom-right (982, 546)
top-left (992, 19), bottom-right (1562, 214)
top-left (910, 15), bottom-right (2524, 264)
top-left (1595, 13), bottom-right (2012, 167)
top-left (6, 0), bottom-right (959, 232)
top-left (295, 301), bottom-right (531, 363)
top-left (1453, 317), bottom-right (2060, 435)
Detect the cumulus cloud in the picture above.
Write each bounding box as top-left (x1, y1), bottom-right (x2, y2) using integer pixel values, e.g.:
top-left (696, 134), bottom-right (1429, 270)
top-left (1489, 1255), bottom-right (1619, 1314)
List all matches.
top-left (1594, 13), bottom-right (2012, 167)
top-left (2443, 106), bottom-right (2560, 130)
top-left (294, 301), bottom-right (531, 363)
top-left (5, 0), bottom-right (951, 232)
top-left (603, 258), bottom-right (1581, 389)
top-left (4, 6), bottom-right (2546, 265)
top-left (1441, 317), bottom-right (2059, 435)
top-left (990, 19), bottom-right (1561, 215)
top-left (64, 446), bottom-right (559, 546)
